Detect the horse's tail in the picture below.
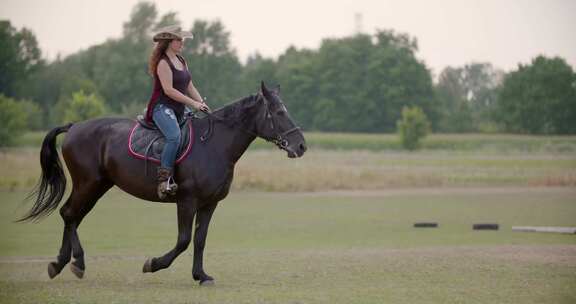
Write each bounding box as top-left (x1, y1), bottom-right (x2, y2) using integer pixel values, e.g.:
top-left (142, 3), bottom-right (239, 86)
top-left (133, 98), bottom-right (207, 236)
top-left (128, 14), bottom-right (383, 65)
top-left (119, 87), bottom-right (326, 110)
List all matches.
top-left (18, 123), bottom-right (74, 222)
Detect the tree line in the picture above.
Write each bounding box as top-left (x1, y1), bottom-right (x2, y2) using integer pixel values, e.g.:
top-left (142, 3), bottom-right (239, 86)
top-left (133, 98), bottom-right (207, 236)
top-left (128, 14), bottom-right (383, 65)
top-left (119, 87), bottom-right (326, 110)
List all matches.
top-left (1, 1), bottom-right (575, 145)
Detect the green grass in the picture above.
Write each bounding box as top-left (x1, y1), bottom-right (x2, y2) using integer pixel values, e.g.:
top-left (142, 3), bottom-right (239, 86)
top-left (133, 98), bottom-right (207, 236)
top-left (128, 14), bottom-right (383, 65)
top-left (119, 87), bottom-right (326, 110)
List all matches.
top-left (11, 131), bottom-right (46, 147)
top-left (251, 132), bottom-right (576, 152)
top-left (2, 148), bottom-right (575, 191)
top-left (1, 188), bottom-right (575, 303)
top-left (12, 130), bottom-right (576, 153)
top-left (3, 130), bottom-right (575, 303)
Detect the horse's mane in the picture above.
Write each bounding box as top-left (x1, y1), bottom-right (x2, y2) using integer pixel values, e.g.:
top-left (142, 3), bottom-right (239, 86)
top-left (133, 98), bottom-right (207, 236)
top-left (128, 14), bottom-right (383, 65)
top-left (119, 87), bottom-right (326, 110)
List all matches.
top-left (211, 94), bottom-right (258, 121)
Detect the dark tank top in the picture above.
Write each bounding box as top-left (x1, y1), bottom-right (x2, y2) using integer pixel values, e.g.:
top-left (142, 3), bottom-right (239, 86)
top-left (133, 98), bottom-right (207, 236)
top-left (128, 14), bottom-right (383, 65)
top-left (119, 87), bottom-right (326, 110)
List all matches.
top-left (156, 54), bottom-right (191, 121)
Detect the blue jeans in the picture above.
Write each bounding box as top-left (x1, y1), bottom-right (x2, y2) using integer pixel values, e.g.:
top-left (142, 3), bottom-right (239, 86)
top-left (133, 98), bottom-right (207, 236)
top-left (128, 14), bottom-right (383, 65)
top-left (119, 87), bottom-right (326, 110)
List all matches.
top-left (152, 104), bottom-right (181, 170)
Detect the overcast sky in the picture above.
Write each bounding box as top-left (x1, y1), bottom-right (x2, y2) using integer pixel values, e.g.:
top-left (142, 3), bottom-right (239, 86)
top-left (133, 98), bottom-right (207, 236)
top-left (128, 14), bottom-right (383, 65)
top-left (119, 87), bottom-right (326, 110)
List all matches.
top-left (2, 0), bottom-right (575, 75)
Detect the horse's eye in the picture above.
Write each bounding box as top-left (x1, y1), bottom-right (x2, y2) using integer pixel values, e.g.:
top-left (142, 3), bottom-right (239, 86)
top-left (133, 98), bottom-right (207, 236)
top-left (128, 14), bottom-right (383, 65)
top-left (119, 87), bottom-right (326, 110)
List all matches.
top-left (277, 111), bottom-right (286, 116)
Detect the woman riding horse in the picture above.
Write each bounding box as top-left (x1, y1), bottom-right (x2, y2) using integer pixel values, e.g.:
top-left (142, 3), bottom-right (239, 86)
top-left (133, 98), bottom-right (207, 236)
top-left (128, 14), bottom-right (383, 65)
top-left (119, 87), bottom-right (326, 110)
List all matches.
top-left (17, 28), bottom-right (308, 286)
top-left (19, 82), bottom-right (306, 285)
top-left (146, 25), bottom-right (210, 199)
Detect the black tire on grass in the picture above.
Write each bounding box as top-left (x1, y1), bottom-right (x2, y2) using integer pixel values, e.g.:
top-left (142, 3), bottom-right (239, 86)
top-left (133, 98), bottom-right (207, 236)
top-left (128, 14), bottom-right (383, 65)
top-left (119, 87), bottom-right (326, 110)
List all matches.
top-left (473, 223), bottom-right (499, 230)
top-left (414, 222), bottom-right (439, 228)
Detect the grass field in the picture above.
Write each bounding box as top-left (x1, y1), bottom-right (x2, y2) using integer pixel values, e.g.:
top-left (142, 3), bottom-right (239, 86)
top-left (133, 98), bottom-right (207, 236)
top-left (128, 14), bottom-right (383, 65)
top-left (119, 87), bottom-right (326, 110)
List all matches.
top-left (2, 132), bottom-right (575, 303)
top-left (1, 148), bottom-right (575, 191)
top-left (1, 188), bottom-right (575, 303)
top-left (288, 132), bottom-right (576, 152)
top-left (3, 131), bottom-right (576, 192)
top-left (13, 131), bottom-right (576, 153)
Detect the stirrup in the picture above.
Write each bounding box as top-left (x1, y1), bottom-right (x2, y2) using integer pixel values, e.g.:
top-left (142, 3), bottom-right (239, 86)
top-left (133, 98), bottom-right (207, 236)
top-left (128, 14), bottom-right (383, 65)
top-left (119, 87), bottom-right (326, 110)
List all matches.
top-left (165, 176), bottom-right (178, 194)
top-left (157, 178), bottom-right (178, 199)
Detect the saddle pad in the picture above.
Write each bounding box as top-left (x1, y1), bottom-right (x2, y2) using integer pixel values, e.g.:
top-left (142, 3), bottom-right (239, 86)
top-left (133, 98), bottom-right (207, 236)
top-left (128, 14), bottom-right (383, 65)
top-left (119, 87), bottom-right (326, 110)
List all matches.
top-left (128, 120), bottom-right (194, 165)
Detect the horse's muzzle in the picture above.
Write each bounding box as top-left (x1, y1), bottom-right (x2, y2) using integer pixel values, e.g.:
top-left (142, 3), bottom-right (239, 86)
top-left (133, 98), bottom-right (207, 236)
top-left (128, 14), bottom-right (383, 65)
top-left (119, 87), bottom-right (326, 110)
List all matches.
top-left (287, 142), bottom-right (306, 158)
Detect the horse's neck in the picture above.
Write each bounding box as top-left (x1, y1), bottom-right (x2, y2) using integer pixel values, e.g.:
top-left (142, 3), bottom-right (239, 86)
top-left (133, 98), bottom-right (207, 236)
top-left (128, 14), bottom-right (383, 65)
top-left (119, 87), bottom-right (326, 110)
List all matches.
top-left (209, 106), bottom-right (258, 164)
top-left (215, 122), bottom-right (256, 164)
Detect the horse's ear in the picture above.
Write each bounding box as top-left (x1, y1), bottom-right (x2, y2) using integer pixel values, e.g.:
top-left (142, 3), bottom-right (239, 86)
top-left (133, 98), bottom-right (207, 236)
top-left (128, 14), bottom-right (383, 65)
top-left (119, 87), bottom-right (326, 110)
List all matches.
top-left (274, 84), bottom-right (281, 95)
top-left (261, 81), bottom-right (274, 101)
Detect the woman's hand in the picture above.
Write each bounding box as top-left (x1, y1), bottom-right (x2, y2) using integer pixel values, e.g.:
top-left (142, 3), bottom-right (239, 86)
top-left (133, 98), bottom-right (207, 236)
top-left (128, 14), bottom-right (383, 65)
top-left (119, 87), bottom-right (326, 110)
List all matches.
top-left (193, 101), bottom-right (210, 112)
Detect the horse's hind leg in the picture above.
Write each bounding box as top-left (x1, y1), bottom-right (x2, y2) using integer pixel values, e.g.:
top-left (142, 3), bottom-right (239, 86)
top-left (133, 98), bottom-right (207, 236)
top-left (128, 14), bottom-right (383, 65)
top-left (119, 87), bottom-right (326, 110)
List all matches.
top-left (48, 217), bottom-right (72, 278)
top-left (48, 180), bottom-right (112, 279)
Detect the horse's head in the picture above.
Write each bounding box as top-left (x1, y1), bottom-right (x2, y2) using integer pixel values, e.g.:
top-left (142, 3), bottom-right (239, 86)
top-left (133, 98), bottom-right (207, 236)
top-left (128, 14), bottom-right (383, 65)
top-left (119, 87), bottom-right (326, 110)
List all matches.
top-left (254, 82), bottom-right (306, 158)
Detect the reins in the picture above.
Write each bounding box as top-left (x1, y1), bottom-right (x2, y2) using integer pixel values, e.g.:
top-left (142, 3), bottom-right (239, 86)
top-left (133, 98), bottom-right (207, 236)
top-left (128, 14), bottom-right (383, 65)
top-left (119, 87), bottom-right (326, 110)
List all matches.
top-left (198, 94), bottom-right (301, 150)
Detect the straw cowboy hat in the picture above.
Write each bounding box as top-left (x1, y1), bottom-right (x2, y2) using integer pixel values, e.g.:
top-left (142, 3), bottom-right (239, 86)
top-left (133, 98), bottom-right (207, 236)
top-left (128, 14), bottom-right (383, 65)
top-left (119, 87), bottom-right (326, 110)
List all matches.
top-left (153, 25), bottom-right (193, 42)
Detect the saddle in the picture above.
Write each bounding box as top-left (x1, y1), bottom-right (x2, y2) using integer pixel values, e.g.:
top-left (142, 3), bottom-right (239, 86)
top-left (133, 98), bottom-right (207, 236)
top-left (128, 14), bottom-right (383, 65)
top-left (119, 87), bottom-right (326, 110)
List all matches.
top-left (128, 115), bottom-right (194, 165)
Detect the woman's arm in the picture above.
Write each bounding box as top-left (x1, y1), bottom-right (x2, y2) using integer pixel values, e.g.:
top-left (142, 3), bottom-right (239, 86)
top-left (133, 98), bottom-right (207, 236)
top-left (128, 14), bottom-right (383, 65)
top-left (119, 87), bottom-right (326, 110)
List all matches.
top-left (157, 60), bottom-right (208, 111)
top-left (187, 82), bottom-right (204, 104)
top-left (181, 58), bottom-right (209, 109)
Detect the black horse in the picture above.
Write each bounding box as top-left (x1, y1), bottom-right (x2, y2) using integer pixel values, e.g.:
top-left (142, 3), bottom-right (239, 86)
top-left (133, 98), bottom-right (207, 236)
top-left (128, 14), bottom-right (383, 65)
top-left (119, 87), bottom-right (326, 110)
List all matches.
top-left (20, 82), bottom-right (306, 285)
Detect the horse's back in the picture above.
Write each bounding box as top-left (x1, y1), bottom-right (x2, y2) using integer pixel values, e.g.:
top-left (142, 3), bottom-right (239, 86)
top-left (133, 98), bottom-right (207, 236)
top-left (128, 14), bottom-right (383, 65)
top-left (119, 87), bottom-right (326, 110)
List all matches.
top-left (63, 117), bottom-right (132, 145)
top-left (60, 117), bottom-right (133, 166)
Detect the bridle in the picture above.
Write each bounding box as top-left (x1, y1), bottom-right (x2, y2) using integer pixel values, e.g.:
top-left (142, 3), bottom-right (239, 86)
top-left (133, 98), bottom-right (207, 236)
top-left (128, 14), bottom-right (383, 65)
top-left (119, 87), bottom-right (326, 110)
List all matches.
top-left (261, 96), bottom-right (301, 149)
top-left (199, 93), bottom-right (301, 151)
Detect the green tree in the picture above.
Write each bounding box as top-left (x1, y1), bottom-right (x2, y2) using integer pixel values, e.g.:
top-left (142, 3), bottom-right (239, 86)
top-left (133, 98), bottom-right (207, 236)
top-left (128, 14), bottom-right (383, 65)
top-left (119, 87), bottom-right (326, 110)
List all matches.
top-left (397, 106), bottom-right (430, 150)
top-left (154, 12), bottom-right (180, 30)
top-left (435, 63), bottom-right (503, 132)
top-left (273, 46), bottom-right (316, 128)
top-left (84, 38), bottom-right (151, 112)
top-left (10, 2), bottom-right (441, 134)
top-left (19, 2), bottom-right (244, 123)
top-left (242, 53), bottom-right (278, 90)
top-left (496, 56), bottom-right (576, 134)
top-left (62, 91), bottom-right (107, 123)
top-left (183, 20), bottom-right (243, 107)
top-left (23, 57), bottom-right (101, 127)
top-left (19, 99), bottom-right (42, 130)
top-left (123, 1), bottom-right (157, 42)
top-left (0, 20), bottom-right (43, 97)
top-left (270, 31), bottom-right (435, 132)
top-left (0, 95), bottom-right (28, 146)
top-left (63, 2), bottom-right (169, 113)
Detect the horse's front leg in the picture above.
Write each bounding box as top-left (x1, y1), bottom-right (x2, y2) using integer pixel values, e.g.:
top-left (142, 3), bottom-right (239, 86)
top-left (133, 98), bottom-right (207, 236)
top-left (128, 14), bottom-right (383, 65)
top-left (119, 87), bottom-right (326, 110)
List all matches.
top-left (143, 199), bottom-right (197, 273)
top-left (192, 202), bottom-right (218, 285)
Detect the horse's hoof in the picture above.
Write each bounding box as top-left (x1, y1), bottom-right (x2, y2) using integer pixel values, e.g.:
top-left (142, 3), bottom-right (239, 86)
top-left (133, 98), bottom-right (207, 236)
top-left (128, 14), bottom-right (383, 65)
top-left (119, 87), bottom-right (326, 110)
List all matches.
top-left (48, 262), bottom-right (60, 279)
top-left (143, 258), bottom-right (153, 273)
top-left (199, 279), bottom-right (215, 286)
top-left (70, 263), bottom-right (84, 279)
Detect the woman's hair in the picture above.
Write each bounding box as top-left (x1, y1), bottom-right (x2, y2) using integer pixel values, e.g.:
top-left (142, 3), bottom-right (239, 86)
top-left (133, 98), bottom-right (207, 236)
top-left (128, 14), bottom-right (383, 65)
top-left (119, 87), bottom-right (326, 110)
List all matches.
top-left (148, 40), bottom-right (171, 76)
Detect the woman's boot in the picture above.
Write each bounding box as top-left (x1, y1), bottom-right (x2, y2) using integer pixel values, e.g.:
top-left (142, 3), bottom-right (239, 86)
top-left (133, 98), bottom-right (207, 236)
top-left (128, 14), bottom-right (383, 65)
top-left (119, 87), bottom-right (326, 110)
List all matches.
top-left (157, 167), bottom-right (178, 199)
